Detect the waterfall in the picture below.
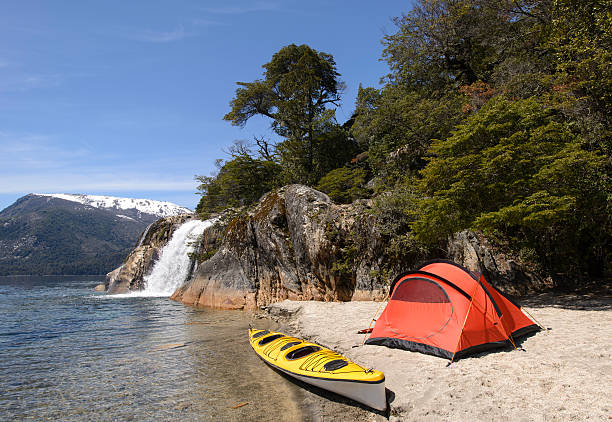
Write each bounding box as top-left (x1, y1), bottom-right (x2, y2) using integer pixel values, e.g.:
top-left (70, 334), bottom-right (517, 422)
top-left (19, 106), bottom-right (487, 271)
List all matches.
top-left (139, 219), bottom-right (215, 297)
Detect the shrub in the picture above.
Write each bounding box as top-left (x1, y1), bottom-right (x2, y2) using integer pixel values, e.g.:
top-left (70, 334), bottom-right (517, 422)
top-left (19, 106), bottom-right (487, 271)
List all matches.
top-left (316, 167), bottom-right (370, 204)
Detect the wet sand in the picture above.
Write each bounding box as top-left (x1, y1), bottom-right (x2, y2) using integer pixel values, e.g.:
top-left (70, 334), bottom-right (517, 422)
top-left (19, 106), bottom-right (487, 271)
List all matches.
top-left (263, 292), bottom-right (612, 421)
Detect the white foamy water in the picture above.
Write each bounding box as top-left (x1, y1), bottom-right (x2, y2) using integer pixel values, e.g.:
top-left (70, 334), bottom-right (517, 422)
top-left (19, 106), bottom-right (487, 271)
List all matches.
top-left (110, 219), bottom-right (215, 298)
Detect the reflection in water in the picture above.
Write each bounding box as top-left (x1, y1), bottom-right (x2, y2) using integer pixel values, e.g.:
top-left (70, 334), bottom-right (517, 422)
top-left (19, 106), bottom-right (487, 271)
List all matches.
top-left (0, 276), bottom-right (304, 421)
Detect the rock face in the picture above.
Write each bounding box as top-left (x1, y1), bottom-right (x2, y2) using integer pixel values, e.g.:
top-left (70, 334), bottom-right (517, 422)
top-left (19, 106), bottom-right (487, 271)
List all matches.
top-left (106, 214), bottom-right (194, 293)
top-left (171, 185), bottom-right (392, 309)
top-left (447, 230), bottom-right (553, 295)
top-left (173, 186), bottom-right (552, 309)
top-left (108, 185), bottom-right (551, 308)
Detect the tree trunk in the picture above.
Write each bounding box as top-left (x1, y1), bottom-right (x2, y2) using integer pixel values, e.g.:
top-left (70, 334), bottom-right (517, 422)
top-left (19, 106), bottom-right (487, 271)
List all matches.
top-left (307, 94), bottom-right (314, 182)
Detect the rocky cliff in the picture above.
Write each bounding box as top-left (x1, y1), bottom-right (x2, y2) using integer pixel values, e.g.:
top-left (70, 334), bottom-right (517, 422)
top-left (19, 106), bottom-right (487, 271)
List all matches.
top-left (171, 185), bottom-right (548, 309)
top-left (108, 185), bottom-right (549, 308)
top-left (172, 185), bottom-right (392, 309)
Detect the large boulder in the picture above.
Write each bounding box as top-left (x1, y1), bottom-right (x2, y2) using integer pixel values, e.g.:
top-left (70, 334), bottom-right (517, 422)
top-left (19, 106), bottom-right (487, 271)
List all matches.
top-left (447, 230), bottom-right (553, 295)
top-left (171, 185), bottom-right (389, 309)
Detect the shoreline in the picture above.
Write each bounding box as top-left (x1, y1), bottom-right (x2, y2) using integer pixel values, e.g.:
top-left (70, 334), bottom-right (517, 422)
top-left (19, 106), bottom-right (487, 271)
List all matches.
top-left (261, 292), bottom-right (612, 421)
top-left (0, 274), bottom-right (106, 277)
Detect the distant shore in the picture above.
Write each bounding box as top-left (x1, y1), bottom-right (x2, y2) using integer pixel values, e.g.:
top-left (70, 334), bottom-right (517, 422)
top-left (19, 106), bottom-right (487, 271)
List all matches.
top-left (263, 292), bottom-right (612, 421)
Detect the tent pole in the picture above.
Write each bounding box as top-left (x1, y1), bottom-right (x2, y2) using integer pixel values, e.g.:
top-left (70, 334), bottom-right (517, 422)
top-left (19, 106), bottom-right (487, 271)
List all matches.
top-left (506, 330), bottom-right (518, 350)
top-left (361, 292), bottom-right (389, 346)
top-left (495, 314), bottom-right (519, 351)
top-left (449, 289), bottom-right (477, 365)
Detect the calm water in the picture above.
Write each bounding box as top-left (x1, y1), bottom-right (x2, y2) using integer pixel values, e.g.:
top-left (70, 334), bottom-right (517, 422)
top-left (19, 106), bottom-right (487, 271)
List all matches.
top-left (0, 276), bottom-right (305, 421)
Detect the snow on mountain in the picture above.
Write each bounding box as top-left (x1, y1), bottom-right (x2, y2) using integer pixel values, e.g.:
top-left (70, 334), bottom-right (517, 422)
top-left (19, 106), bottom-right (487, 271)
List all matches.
top-left (34, 193), bottom-right (192, 218)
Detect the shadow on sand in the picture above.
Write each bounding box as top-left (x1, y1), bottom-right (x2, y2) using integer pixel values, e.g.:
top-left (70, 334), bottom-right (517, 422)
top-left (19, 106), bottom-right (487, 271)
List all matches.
top-left (518, 286), bottom-right (612, 311)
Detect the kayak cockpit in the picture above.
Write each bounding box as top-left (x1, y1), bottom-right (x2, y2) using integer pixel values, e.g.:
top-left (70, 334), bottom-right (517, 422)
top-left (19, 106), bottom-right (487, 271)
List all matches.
top-left (285, 345), bottom-right (321, 360)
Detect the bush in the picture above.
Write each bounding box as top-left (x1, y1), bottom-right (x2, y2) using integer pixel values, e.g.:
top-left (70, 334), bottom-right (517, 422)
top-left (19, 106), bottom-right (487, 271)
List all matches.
top-left (196, 156), bottom-right (282, 217)
top-left (316, 167), bottom-right (370, 204)
top-left (412, 97), bottom-right (610, 277)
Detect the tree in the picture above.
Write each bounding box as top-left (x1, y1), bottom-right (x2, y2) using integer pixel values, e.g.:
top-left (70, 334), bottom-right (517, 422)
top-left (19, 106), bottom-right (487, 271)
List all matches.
top-left (548, 0), bottom-right (611, 153)
top-left (351, 83), bottom-right (464, 183)
top-left (224, 44), bottom-right (345, 184)
top-left (195, 142), bottom-right (282, 217)
top-left (412, 97), bottom-right (610, 276)
top-left (382, 0), bottom-right (513, 88)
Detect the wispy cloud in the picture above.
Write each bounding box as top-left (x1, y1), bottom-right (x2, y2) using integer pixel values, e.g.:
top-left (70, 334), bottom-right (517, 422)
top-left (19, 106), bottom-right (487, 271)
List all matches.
top-left (0, 73), bottom-right (62, 92)
top-left (191, 18), bottom-right (222, 27)
top-left (130, 24), bottom-right (191, 43)
top-left (0, 131), bottom-right (196, 195)
top-left (0, 132), bottom-right (88, 170)
top-left (0, 173), bottom-right (195, 194)
top-left (0, 132), bottom-right (56, 152)
top-left (202, 1), bottom-right (279, 14)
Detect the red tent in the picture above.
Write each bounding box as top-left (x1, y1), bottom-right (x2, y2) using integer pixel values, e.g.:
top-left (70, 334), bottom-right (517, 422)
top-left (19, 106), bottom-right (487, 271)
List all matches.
top-left (366, 260), bottom-right (540, 361)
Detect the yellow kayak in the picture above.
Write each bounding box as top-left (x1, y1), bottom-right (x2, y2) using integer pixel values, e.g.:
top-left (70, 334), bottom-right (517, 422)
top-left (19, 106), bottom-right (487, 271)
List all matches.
top-left (248, 328), bottom-right (387, 411)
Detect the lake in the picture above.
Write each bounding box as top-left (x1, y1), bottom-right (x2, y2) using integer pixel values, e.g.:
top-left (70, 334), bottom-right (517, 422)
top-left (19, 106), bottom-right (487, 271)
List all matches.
top-left (0, 276), bottom-right (306, 421)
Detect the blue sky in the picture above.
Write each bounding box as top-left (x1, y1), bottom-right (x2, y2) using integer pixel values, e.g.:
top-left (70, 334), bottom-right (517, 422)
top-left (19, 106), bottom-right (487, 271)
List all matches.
top-left (0, 0), bottom-right (412, 211)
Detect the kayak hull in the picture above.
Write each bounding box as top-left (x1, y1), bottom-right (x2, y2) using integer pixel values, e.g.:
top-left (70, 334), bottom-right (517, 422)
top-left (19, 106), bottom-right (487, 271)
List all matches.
top-left (249, 329), bottom-right (387, 411)
top-left (275, 365), bottom-right (387, 411)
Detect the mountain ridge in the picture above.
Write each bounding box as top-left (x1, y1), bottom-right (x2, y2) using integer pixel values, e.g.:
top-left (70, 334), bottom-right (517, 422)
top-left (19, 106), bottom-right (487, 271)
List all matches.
top-left (0, 193), bottom-right (191, 275)
top-left (30, 193), bottom-right (192, 217)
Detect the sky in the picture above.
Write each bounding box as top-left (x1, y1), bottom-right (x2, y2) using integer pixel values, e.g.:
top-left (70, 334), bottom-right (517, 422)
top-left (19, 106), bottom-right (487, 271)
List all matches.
top-left (0, 0), bottom-right (413, 211)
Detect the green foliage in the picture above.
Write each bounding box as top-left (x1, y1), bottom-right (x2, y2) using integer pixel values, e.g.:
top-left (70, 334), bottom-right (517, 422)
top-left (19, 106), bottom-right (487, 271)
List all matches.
top-left (316, 167), bottom-right (370, 204)
top-left (323, 221), bottom-right (360, 278)
top-left (191, 0), bottom-right (611, 282)
top-left (224, 44), bottom-right (345, 183)
top-left (276, 119), bottom-right (358, 185)
top-left (548, 0), bottom-right (612, 152)
top-left (370, 186), bottom-right (431, 266)
top-left (412, 97), bottom-right (610, 275)
top-left (195, 152), bottom-right (282, 217)
top-left (350, 85), bottom-right (381, 150)
top-left (330, 243), bottom-right (359, 277)
top-left (382, 0), bottom-right (517, 88)
top-left (351, 84), bottom-right (464, 182)
top-left (356, 0), bottom-right (611, 279)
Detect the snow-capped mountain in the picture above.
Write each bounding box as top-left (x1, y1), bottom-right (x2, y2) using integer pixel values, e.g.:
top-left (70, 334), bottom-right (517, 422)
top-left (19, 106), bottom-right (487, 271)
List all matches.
top-left (34, 193), bottom-right (192, 218)
top-left (0, 193), bottom-right (192, 275)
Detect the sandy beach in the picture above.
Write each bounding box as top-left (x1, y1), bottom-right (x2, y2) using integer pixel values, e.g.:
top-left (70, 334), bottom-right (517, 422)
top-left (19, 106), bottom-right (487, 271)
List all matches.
top-left (262, 292), bottom-right (612, 421)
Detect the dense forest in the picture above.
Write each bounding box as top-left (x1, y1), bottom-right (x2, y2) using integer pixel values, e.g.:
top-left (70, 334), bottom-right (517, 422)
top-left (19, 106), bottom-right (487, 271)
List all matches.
top-left (195, 0), bottom-right (610, 282)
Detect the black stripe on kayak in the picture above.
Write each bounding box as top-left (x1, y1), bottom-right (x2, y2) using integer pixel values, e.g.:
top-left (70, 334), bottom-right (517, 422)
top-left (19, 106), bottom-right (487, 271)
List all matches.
top-left (250, 344), bottom-right (385, 385)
